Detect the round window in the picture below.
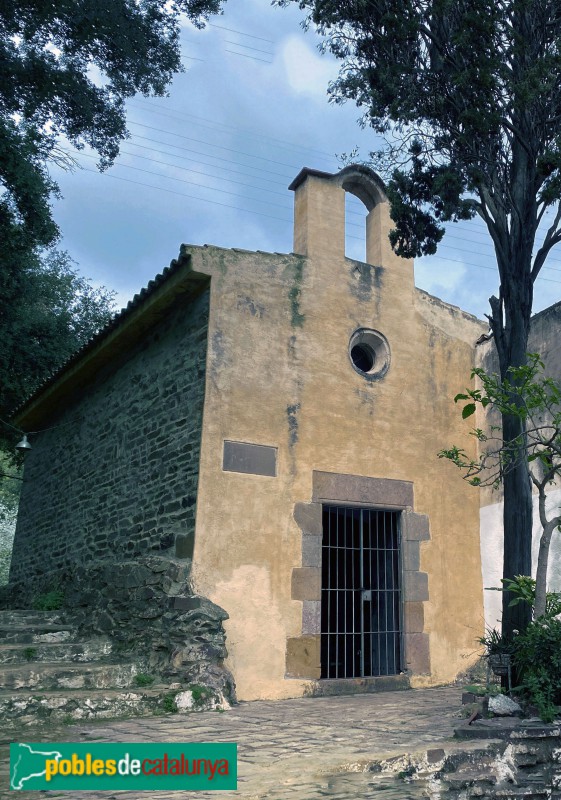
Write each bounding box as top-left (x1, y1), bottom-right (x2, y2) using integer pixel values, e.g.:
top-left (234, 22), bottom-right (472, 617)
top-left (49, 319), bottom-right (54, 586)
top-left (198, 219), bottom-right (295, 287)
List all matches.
top-left (349, 328), bottom-right (390, 379)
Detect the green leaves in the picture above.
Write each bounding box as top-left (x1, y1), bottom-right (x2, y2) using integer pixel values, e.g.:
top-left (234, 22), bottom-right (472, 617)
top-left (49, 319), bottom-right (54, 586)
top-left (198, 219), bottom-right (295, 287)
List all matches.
top-left (0, 248), bottom-right (116, 444)
top-left (441, 354), bottom-right (561, 493)
top-left (0, 0), bottom-right (223, 259)
top-left (385, 151), bottom-right (476, 259)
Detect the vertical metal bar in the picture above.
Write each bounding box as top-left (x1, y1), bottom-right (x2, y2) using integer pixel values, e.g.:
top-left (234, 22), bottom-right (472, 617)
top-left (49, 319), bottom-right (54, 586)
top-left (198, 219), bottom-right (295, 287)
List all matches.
top-left (391, 512), bottom-right (396, 674)
top-left (383, 511), bottom-right (387, 675)
top-left (397, 514), bottom-right (405, 672)
top-left (376, 511), bottom-right (380, 675)
top-left (343, 507), bottom-right (347, 679)
top-left (335, 507), bottom-right (339, 679)
top-left (351, 509), bottom-right (354, 678)
top-left (326, 508), bottom-right (330, 678)
top-left (359, 509), bottom-right (364, 677)
top-left (368, 508), bottom-right (373, 677)
top-left (392, 513), bottom-right (399, 675)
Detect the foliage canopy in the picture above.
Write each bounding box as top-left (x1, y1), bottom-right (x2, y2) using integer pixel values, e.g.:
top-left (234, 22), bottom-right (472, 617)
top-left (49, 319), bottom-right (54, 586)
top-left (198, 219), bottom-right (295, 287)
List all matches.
top-left (0, 0), bottom-right (222, 254)
top-left (0, 248), bottom-right (116, 438)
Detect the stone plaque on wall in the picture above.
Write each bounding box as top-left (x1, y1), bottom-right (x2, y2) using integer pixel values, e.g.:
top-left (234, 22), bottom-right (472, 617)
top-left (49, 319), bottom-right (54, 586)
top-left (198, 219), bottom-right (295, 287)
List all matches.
top-left (223, 440), bottom-right (277, 477)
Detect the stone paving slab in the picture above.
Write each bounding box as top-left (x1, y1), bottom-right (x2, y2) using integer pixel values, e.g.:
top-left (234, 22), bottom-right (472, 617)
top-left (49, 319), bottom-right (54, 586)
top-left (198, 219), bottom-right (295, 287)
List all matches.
top-left (0, 686), bottom-right (463, 799)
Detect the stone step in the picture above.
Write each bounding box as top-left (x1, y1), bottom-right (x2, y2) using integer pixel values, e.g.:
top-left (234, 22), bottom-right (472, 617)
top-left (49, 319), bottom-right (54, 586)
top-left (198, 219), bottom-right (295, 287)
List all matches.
top-left (491, 787), bottom-right (549, 798)
top-left (0, 688), bottom-right (176, 725)
top-left (440, 771), bottom-right (498, 789)
top-left (0, 610), bottom-right (68, 627)
top-left (0, 625), bottom-right (76, 644)
top-left (0, 661), bottom-right (139, 691)
top-left (0, 639), bottom-right (113, 665)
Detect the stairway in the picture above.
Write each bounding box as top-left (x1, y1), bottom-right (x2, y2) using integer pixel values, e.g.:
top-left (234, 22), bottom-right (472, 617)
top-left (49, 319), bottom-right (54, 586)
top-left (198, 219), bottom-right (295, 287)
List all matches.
top-left (0, 609), bottom-right (177, 725)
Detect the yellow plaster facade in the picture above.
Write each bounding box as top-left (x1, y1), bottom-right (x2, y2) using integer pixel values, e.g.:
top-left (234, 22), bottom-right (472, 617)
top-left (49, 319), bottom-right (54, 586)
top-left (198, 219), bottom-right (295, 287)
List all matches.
top-left (189, 165), bottom-right (487, 700)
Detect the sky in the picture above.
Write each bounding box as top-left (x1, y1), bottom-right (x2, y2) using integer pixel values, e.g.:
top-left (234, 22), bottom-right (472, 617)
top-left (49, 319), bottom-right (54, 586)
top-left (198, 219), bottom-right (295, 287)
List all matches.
top-left (49, 0), bottom-right (561, 320)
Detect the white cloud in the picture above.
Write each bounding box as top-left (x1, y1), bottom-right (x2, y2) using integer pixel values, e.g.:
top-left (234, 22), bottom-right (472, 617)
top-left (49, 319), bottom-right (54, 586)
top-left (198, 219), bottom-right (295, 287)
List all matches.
top-left (415, 256), bottom-right (467, 294)
top-left (280, 35), bottom-right (338, 97)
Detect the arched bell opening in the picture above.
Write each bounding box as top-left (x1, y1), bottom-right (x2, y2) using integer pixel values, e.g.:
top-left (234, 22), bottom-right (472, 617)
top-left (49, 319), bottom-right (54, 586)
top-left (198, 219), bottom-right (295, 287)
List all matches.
top-left (334, 165), bottom-right (390, 265)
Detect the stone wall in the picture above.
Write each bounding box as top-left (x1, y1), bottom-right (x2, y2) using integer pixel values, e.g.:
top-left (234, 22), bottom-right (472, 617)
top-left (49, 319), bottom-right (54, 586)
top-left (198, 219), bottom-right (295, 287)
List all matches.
top-left (8, 287), bottom-right (210, 602)
top-left (65, 552), bottom-right (236, 701)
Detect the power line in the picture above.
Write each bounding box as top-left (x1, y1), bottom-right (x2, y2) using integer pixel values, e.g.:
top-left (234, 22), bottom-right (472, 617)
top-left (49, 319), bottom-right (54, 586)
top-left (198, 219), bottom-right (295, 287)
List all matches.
top-left (80, 168), bottom-right (292, 223)
top-left (74, 166), bottom-right (561, 287)
top-left (224, 40), bottom-right (274, 57)
top-left (419, 254), bottom-right (561, 285)
top-left (126, 140), bottom-right (290, 187)
top-left (129, 121), bottom-right (301, 170)
top-left (209, 22), bottom-right (274, 43)
top-left (114, 147), bottom-right (290, 198)
top-left (225, 49), bottom-right (273, 64)
top-left (130, 133), bottom-right (293, 180)
top-left (128, 100), bottom-right (337, 161)
top-left (77, 152), bottom-right (292, 211)
top-left (128, 100), bottom-right (336, 161)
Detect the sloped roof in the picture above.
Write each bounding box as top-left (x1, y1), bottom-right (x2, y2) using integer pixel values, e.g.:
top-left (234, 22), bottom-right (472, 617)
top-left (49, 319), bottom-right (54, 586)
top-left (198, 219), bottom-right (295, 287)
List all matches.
top-left (14, 247), bottom-right (211, 430)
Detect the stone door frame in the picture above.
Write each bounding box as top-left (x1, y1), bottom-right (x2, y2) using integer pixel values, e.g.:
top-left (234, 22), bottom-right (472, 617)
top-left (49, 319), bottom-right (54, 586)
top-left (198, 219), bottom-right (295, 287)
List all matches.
top-left (286, 470), bottom-right (431, 681)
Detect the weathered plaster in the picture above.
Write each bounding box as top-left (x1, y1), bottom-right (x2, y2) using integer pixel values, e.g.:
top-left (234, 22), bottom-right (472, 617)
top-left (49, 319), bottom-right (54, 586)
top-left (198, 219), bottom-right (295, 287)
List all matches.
top-left (191, 167), bottom-right (486, 698)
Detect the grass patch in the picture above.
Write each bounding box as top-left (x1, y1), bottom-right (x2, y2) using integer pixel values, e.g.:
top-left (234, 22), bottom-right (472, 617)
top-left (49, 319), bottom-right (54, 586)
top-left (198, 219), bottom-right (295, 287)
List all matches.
top-left (23, 646), bottom-right (37, 661)
top-left (162, 693), bottom-right (178, 714)
top-left (187, 684), bottom-right (209, 704)
top-left (132, 673), bottom-right (155, 688)
top-left (32, 588), bottom-right (64, 611)
top-left (464, 683), bottom-right (503, 697)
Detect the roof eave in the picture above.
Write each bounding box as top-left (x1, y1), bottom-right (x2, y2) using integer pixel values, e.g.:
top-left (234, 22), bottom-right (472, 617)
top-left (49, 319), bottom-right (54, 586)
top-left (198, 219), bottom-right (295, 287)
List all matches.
top-left (15, 255), bottom-right (211, 431)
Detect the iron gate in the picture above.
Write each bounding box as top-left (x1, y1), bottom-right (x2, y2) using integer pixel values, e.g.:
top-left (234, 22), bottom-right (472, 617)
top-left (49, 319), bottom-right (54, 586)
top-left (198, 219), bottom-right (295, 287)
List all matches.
top-left (320, 506), bottom-right (402, 679)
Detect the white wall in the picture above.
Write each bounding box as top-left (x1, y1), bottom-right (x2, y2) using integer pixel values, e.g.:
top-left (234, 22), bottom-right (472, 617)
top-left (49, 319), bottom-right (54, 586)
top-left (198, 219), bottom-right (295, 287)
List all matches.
top-left (480, 487), bottom-right (561, 629)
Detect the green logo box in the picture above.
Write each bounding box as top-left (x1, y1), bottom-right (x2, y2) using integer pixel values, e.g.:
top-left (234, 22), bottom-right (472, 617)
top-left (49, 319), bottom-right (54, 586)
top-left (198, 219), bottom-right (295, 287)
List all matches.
top-left (10, 742), bottom-right (237, 791)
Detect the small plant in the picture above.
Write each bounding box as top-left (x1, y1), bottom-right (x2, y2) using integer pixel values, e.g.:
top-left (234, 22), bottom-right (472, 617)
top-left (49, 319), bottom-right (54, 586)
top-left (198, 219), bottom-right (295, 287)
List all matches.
top-left (458, 702), bottom-right (481, 719)
top-left (478, 627), bottom-right (514, 656)
top-left (187, 684), bottom-right (208, 704)
top-left (162, 693), bottom-right (178, 714)
top-left (512, 616), bottom-right (561, 722)
top-left (23, 647), bottom-right (37, 661)
top-left (501, 575), bottom-right (561, 620)
top-left (61, 714), bottom-right (75, 726)
top-left (481, 576), bottom-right (561, 721)
top-left (464, 683), bottom-right (503, 697)
top-left (397, 767), bottom-right (415, 780)
top-left (32, 587), bottom-right (64, 611)
top-left (133, 673), bottom-right (155, 688)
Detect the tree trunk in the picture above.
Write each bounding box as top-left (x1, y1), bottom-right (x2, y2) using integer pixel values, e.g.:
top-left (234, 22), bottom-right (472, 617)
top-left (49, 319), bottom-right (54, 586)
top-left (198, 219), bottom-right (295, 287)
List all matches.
top-left (501, 412), bottom-right (533, 635)
top-left (534, 520), bottom-right (555, 618)
top-left (491, 235), bottom-right (535, 638)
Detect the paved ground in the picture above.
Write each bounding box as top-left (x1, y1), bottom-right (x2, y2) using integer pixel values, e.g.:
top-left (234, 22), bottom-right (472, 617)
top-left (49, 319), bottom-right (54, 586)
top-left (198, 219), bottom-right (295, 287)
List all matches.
top-left (1, 686), bottom-right (465, 799)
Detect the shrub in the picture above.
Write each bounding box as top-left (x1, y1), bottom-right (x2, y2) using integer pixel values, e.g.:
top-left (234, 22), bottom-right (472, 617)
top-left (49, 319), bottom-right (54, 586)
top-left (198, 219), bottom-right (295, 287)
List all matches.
top-left (133, 673), bottom-right (155, 688)
top-left (0, 504), bottom-right (16, 586)
top-left (162, 693), bottom-right (178, 714)
top-left (32, 587), bottom-right (64, 610)
top-left (513, 617), bottom-right (561, 722)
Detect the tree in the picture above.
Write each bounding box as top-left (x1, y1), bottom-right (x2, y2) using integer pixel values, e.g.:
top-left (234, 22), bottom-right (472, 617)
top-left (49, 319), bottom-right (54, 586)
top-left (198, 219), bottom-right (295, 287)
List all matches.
top-left (284, 0), bottom-right (561, 636)
top-left (0, 247), bottom-right (116, 444)
top-left (0, 452), bottom-right (21, 586)
top-left (0, 0), bottom-right (222, 257)
top-left (439, 354), bottom-right (561, 619)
